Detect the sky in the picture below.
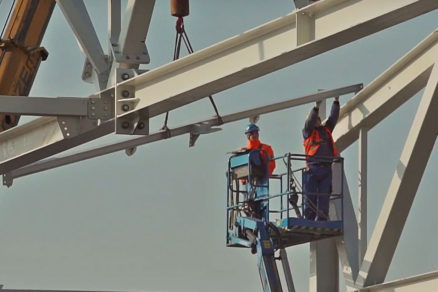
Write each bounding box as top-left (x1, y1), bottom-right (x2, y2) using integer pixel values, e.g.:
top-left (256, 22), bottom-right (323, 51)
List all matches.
top-left (0, 1), bottom-right (437, 291)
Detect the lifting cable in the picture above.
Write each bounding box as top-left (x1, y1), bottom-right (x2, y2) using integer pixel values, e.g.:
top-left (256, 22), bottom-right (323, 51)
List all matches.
top-left (162, 1), bottom-right (223, 131)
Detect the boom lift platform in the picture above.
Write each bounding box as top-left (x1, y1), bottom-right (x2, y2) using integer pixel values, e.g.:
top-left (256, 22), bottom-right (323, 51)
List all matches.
top-left (226, 151), bottom-right (344, 291)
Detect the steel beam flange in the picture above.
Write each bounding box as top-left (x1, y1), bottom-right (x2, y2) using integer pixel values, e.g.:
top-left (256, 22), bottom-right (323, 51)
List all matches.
top-left (57, 116), bottom-right (98, 138)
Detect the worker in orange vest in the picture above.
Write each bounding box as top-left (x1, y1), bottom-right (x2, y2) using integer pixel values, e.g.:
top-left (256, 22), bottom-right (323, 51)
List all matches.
top-left (243, 123), bottom-right (275, 177)
top-left (241, 123), bottom-right (275, 220)
top-left (302, 97), bottom-right (339, 221)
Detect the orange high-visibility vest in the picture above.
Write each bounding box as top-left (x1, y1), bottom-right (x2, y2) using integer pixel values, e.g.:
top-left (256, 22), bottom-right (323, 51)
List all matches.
top-left (247, 140), bottom-right (276, 176)
top-left (303, 127), bottom-right (338, 157)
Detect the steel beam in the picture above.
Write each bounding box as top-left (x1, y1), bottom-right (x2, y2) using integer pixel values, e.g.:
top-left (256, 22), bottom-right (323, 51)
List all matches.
top-left (108, 0), bottom-right (121, 47)
top-left (358, 270), bottom-right (438, 292)
top-left (3, 85), bottom-right (360, 182)
top-left (358, 127), bottom-right (368, 263)
top-left (116, 0), bottom-right (438, 121)
top-left (310, 97), bottom-right (337, 292)
top-left (1, 0), bottom-right (437, 176)
top-left (0, 96), bottom-right (88, 116)
top-left (310, 239), bottom-right (339, 292)
top-left (333, 29), bottom-right (438, 150)
top-left (56, 0), bottom-right (108, 75)
top-left (332, 168), bottom-right (359, 289)
top-left (114, 0), bottom-right (155, 66)
top-left (356, 61), bottom-right (438, 287)
top-left (0, 116), bottom-right (106, 175)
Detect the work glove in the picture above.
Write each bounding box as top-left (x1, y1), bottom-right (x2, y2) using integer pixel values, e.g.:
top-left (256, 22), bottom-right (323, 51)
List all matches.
top-left (315, 100), bottom-right (322, 108)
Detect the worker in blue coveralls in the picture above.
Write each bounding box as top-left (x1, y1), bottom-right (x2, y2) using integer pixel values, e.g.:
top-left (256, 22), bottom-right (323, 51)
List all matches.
top-left (242, 124), bottom-right (275, 221)
top-left (302, 97), bottom-right (340, 221)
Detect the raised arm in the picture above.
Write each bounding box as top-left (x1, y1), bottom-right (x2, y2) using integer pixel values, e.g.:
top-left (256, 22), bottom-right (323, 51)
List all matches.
top-left (325, 98), bottom-right (340, 132)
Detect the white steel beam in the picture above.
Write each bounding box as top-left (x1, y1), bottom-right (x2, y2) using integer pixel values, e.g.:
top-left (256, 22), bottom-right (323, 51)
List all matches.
top-left (332, 168), bottom-right (359, 289)
top-left (116, 0), bottom-right (438, 121)
top-left (358, 127), bottom-right (368, 263)
top-left (115, 0), bottom-right (155, 66)
top-left (310, 239), bottom-right (339, 292)
top-left (358, 270), bottom-right (438, 292)
top-left (333, 29), bottom-right (438, 151)
top-left (2, 85), bottom-right (360, 182)
top-left (108, 0), bottom-right (121, 47)
top-left (1, 0), bottom-right (437, 175)
top-left (357, 61), bottom-right (438, 287)
top-left (0, 96), bottom-right (88, 116)
top-left (0, 116), bottom-right (106, 175)
top-left (56, 0), bottom-right (108, 74)
top-left (310, 98), bottom-right (338, 292)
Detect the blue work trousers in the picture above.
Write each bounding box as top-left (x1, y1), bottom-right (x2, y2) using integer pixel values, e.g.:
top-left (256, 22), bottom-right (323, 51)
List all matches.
top-left (246, 178), bottom-right (269, 221)
top-left (303, 166), bottom-right (332, 221)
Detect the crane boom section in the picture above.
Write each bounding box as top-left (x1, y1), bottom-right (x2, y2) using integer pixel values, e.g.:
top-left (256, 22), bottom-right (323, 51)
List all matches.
top-left (0, 0), bottom-right (55, 132)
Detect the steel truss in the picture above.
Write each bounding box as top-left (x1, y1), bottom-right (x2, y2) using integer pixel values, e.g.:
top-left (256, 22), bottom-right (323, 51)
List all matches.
top-left (0, 0), bottom-right (437, 291)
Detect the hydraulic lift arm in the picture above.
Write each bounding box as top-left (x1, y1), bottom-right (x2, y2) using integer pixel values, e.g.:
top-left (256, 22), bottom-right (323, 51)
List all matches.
top-left (0, 0), bottom-right (55, 132)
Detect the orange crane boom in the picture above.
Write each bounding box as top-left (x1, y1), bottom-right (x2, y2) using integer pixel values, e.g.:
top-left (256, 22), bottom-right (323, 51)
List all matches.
top-left (0, 0), bottom-right (55, 132)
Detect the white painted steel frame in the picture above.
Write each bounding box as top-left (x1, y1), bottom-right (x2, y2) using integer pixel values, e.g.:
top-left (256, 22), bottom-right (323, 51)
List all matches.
top-left (309, 98), bottom-right (337, 292)
top-left (116, 0), bottom-right (438, 121)
top-left (56, 0), bottom-right (108, 75)
top-left (3, 85), bottom-right (361, 182)
top-left (1, 0), bottom-right (435, 178)
top-left (358, 128), bottom-right (367, 264)
top-left (358, 270), bottom-right (438, 292)
top-left (357, 60), bottom-right (438, 287)
top-left (108, 0), bottom-right (121, 47)
top-left (333, 171), bottom-right (359, 290)
top-left (334, 29), bottom-right (438, 150)
top-left (0, 96), bottom-right (88, 116)
top-left (0, 1), bottom-right (437, 291)
top-left (115, 0), bottom-right (155, 66)
top-left (332, 31), bottom-right (438, 288)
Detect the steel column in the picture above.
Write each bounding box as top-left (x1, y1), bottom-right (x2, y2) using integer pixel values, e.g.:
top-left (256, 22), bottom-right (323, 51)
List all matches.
top-left (332, 169), bottom-right (359, 290)
top-left (310, 239), bottom-right (339, 292)
top-left (357, 61), bottom-right (438, 287)
top-left (358, 127), bottom-right (368, 263)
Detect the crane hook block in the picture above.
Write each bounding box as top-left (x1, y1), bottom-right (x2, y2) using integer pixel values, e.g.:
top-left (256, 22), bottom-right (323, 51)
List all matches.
top-left (171, 0), bottom-right (189, 17)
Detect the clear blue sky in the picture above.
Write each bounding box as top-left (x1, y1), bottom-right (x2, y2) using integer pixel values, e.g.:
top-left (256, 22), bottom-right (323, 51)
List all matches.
top-left (0, 1), bottom-right (437, 291)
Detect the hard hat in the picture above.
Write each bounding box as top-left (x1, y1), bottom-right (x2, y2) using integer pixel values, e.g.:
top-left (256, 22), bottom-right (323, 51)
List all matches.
top-left (245, 123), bottom-right (259, 134)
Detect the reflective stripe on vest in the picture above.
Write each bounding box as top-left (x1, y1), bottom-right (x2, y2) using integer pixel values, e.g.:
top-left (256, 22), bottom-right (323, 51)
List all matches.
top-left (303, 127), bottom-right (338, 156)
